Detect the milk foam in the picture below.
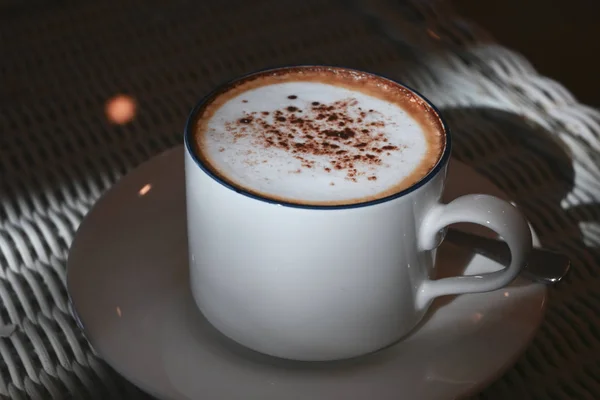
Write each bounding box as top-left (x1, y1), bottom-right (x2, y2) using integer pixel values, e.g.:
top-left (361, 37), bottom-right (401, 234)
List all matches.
top-left (199, 81), bottom-right (439, 205)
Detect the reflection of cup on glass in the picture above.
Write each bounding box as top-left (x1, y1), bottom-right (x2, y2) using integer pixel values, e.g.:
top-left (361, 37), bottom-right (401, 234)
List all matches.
top-left (183, 66), bottom-right (532, 362)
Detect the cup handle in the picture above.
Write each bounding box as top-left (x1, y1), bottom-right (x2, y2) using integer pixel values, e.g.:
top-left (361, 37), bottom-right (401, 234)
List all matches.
top-left (416, 194), bottom-right (532, 309)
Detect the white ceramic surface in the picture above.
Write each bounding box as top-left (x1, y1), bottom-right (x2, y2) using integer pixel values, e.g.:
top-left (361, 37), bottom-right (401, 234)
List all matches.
top-left (184, 70), bottom-right (532, 360)
top-left (67, 146), bottom-right (546, 400)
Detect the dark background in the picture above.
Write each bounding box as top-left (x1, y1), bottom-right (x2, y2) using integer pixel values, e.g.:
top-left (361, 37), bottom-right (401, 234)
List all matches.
top-left (456, 0), bottom-right (600, 107)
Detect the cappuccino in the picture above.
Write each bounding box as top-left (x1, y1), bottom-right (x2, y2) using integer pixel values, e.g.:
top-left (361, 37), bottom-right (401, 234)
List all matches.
top-left (192, 67), bottom-right (445, 206)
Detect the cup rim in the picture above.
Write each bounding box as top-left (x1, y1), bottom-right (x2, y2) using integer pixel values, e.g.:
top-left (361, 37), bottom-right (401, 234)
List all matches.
top-left (183, 65), bottom-right (452, 210)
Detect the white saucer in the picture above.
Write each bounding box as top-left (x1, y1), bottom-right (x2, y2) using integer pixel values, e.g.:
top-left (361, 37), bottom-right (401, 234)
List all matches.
top-left (67, 146), bottom-right (546, 400)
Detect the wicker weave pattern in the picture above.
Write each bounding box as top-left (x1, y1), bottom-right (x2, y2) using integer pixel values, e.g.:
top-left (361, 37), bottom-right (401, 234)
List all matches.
top-left (1, 0), bottom-right (599, 398)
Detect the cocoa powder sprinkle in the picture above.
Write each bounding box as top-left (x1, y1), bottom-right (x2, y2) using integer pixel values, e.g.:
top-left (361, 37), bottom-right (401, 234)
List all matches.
top-left (223, 96), bottom-right (404, 180)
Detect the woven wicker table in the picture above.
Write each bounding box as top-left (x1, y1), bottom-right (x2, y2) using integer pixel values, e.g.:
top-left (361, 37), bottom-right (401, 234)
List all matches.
top-left (1, 0), bottom-right (599, 399)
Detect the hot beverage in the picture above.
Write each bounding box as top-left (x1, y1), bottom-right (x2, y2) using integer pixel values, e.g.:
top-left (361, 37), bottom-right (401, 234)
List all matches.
top-left (191, 66), bottom-right (445, 206)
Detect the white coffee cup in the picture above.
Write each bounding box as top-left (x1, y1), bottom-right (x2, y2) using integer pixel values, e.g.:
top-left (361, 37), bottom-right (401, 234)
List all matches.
top-left (183, 67), bottom-right (532, 361)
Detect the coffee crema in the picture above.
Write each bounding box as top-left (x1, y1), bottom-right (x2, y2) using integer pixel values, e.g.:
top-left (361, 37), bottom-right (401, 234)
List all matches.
top-left (192, 66), bottom-right (446, 206)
